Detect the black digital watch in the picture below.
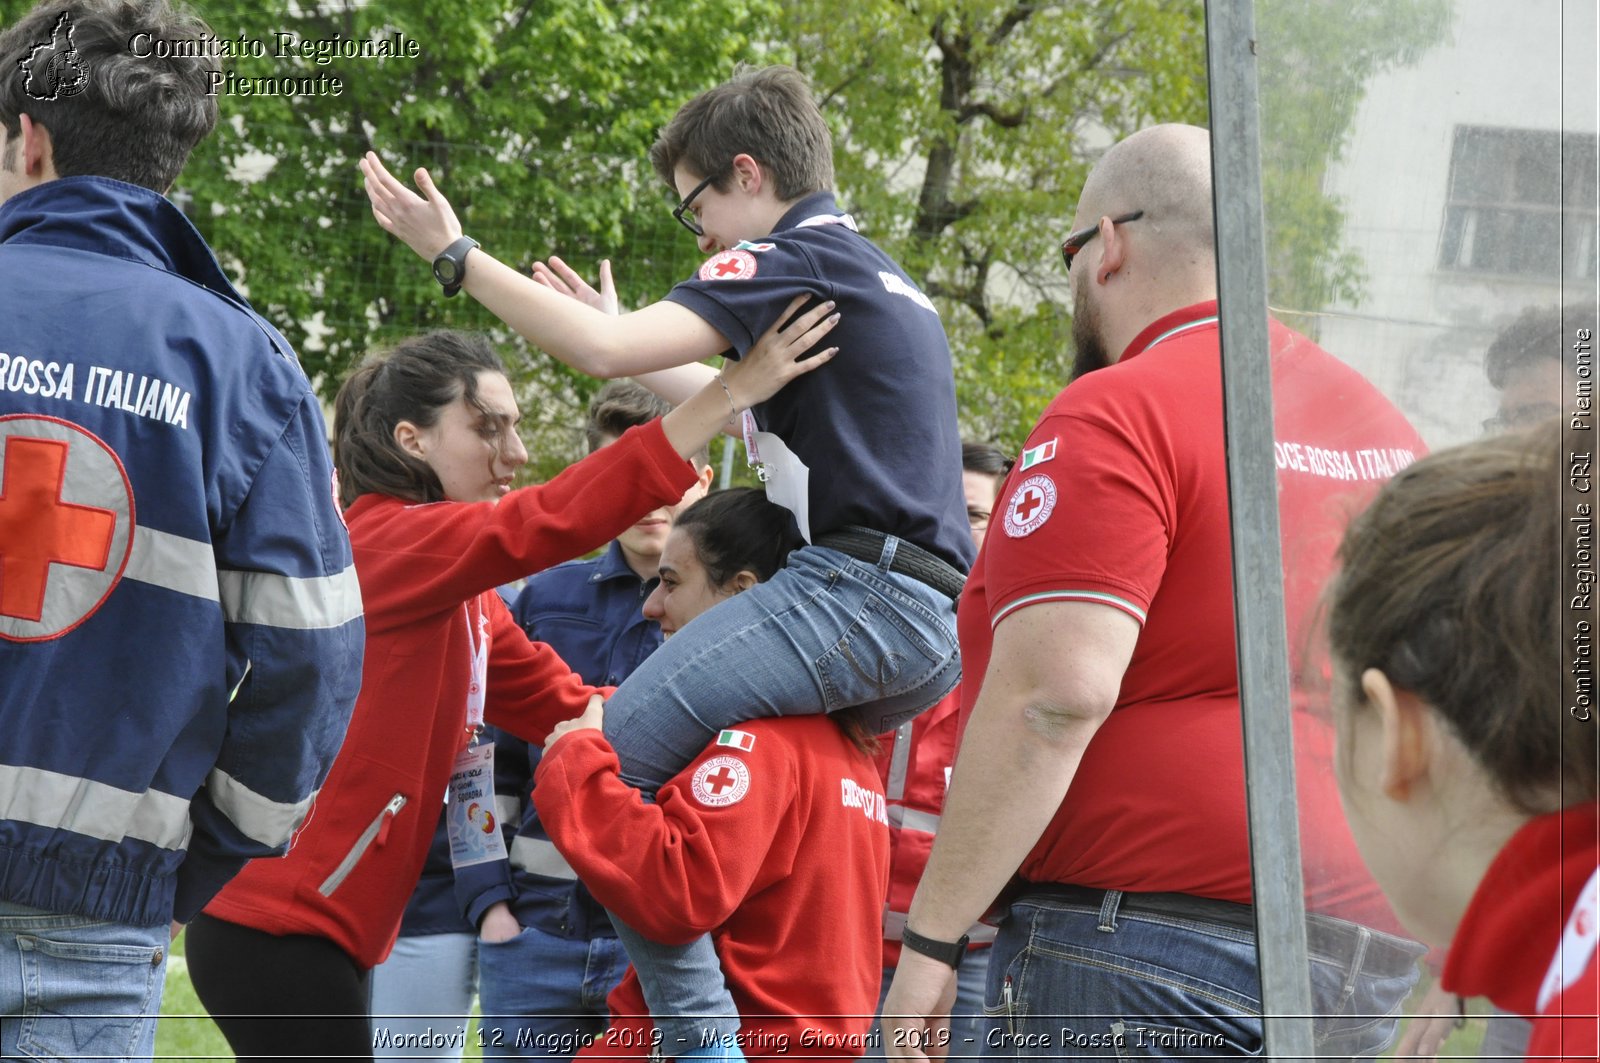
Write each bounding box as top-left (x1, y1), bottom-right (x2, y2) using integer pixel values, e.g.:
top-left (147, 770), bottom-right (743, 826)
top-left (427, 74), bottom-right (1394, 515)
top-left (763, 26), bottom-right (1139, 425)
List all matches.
top-left (431, 236), bottom-right (480, 298)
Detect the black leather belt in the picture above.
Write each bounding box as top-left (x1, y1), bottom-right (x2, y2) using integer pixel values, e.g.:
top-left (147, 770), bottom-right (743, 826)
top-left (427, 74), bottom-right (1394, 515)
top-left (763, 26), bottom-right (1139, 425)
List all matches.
top-left (813, 526), bottom-right (966, 600)
top-left (1015, 884), bottom-right (1424, 978)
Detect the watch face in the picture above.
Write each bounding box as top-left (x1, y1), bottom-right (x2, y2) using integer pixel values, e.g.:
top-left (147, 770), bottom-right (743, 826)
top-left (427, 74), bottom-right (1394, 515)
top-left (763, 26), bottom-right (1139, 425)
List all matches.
top-left (434, 258), bottom-right (461, 284)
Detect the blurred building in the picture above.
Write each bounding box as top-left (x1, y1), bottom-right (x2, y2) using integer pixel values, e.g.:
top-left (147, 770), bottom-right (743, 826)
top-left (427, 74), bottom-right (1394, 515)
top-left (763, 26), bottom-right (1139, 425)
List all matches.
top-left (1310, 0), bottom-right (1596, 446)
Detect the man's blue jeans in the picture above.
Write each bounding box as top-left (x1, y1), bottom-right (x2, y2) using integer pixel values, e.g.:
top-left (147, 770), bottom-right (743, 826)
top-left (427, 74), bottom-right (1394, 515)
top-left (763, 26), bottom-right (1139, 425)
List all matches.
top-left (600, 541), bottom-right (961, 1049)
top-left (475, 925), bottom-right (628, 1060)
top-left (980, 888), bottom-right (1424, 1060)
top-left (0, 899), bottom-right (169, 1063)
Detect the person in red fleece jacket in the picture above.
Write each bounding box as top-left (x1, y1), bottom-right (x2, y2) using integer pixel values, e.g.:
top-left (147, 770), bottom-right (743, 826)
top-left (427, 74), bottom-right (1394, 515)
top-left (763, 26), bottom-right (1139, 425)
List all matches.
top-left (1328, 419), bottom-right (1597, 1063)
top-left (533, 488), bottom-right (890, 1061)
top-left (185, 314), bottom-right (836, 1061)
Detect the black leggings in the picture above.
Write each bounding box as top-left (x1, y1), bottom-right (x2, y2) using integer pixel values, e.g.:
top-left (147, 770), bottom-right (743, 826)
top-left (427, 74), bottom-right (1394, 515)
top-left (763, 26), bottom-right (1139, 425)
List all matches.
top-left (186, 912), bottom-right (374, 1061)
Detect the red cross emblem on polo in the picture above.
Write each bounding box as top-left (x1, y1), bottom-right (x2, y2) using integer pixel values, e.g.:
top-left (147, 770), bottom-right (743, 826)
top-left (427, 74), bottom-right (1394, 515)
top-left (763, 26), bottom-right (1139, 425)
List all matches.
top-left (690, 754), bottom-right (751, 808)
top-left (1003, 473), bottom-right (1058, 539)
top-left (697, 249), bottom-right (758, 283)
top-left (0, 415), bottom-right (134, 641)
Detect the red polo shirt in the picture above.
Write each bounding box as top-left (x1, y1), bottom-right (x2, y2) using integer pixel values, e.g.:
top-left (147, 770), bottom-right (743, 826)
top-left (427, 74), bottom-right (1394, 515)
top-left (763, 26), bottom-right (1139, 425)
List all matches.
top-left (959, 302), bottom-right (1424, 927)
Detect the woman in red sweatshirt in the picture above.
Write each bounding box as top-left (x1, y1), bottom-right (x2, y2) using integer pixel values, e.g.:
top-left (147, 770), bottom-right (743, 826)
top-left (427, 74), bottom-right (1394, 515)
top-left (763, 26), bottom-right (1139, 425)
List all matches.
top-left (533, 488), bottom-right (890, 1061)
top-left (1328, 419), bottom-right (1596, 1063)
top-left (186, 308), bottom-right (837, 1061)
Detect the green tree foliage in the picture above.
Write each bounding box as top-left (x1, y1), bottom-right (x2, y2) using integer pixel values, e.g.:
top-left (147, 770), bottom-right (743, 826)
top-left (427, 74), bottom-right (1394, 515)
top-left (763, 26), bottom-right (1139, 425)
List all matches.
top-left (0, 0), bottom-right (1450, 466)
top-left (763, 0), bottom-right (1450, 446)
top-left (0, 0), bottom-right (771, 474)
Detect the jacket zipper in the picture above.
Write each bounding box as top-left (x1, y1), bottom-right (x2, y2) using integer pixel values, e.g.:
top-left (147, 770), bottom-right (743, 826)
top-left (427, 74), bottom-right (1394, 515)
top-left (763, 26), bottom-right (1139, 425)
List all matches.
top-left (318, 793), bottom-right (406, 897)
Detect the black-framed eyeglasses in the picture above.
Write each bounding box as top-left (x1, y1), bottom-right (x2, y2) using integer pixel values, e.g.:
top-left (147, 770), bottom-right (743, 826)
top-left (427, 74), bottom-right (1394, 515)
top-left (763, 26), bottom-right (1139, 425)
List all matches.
top-left (672, 173), bottom-right (722, 237)
top-left (1060, 210), bottom-right (1144, 272)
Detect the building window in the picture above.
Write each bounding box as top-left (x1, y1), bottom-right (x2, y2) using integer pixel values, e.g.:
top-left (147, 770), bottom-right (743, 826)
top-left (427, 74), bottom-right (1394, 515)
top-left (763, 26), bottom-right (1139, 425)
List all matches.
top-left (1438, 125), bottom-right (1597, 279)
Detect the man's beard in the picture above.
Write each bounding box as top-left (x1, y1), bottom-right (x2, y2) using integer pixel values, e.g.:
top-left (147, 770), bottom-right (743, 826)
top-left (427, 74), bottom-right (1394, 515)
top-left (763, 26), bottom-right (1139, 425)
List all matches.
top-left (1069, 277), bottom-right (1112, 382)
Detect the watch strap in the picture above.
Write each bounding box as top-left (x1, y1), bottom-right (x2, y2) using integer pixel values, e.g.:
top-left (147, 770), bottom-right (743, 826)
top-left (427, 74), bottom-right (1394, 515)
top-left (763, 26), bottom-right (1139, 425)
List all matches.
top-left (900, 926), bottom-right (969, 970)
top-left (432, 235), bottom-right (479, 297)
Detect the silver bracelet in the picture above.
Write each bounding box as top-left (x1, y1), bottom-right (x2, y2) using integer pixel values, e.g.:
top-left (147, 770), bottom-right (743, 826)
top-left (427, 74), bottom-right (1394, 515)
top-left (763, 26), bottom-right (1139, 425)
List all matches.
top-left (714, 372), bottom-right (740, 423)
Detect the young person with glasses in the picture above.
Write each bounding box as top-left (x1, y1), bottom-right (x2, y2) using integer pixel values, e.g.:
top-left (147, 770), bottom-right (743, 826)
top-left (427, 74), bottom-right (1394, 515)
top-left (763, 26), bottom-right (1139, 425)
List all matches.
top-left (362, 64), bottom-right (970, 1060)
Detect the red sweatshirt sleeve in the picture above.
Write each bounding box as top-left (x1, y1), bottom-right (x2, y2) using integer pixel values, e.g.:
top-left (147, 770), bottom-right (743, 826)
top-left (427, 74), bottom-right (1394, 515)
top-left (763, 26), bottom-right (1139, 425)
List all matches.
top-left (532, 729), bottom-right (797, 944)
top-left (483, 592), bottom-right (614, 747)
top-left (353, 420), bottom-right (695, 633)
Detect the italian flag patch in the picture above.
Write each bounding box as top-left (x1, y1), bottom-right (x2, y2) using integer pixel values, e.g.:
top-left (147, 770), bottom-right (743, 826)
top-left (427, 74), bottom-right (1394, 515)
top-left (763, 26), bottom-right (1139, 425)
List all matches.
top-left (716, 729), bottom-right (755, 752)
top-left (1020, 438), bottom-right (1058, 470)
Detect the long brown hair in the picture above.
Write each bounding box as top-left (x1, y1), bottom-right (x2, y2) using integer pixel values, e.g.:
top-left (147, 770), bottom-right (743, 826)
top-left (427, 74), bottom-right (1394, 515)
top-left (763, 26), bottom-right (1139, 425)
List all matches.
top-left (333, 331), bottom-right (506, 508)
top-left (1328, 420), bottom-right (1592, 813)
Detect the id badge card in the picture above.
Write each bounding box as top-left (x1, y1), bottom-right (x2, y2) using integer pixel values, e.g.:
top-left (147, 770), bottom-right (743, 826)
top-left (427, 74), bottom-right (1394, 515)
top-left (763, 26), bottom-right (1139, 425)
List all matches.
top-left (446, 741), bottom-right (508, 869)
top-left (741, 411), bottom-right (812, 541)
top-left (751, 430), bottom-right (813, 543)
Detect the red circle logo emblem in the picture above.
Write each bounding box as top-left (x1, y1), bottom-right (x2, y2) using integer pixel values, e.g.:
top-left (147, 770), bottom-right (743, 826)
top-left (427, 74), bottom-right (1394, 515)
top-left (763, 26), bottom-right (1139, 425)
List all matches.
top-left (691, 755), bottom-right (752, 807)
top-left (1003, 473), bottom-right (1058, 538)
top-left (0, 415), bottom-right (134, 641)
top-left (698, 250), bottom-right (758, 282)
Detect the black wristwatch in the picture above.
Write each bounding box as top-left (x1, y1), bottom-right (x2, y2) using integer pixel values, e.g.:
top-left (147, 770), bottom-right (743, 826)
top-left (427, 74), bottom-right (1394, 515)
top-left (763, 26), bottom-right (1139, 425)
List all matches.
top-left (431, 236), bottom-right (479, 297)
top-left (901, 926), bottom-right (970, 970)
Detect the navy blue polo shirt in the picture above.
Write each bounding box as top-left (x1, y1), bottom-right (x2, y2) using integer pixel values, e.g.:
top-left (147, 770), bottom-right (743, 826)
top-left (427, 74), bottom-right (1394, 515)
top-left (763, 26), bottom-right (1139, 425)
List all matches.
top-left (451, 541), bottom-right (662, 938)
top-left (664, 192), bottom-right (975, 572)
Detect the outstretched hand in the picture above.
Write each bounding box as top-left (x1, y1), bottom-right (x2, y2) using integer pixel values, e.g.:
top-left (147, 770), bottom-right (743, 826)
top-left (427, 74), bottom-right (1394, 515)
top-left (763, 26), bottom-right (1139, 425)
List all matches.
top-left (531, 256), bottom-right (619, 316)
top-left (359, 151), bottom-right (463, 263)
top-left (719, 294), bottom-right (841, 411)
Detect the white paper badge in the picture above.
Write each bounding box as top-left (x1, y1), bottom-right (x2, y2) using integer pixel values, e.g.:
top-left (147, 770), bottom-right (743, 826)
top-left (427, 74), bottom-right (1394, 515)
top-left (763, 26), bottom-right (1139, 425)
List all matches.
top-left (751, 430), bottom-right (812, 542)
top-left (691, 755), bottom-right (752, 808)
top-left (446, 742), bottom-right (508, 869)
top-left (1003, 473), bottom-right (1058, 538)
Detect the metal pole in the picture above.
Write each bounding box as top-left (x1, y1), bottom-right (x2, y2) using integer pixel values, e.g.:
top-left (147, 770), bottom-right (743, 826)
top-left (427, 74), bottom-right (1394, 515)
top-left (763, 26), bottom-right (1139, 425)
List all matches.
top-left (1203, 2), bottom-right (1318, 1059)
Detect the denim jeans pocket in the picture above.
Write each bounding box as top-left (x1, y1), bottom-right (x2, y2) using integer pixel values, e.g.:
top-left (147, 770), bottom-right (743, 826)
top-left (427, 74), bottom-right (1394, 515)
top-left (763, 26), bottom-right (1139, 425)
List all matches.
top-left (990, 902), bottom-right (1266, 1060)
top-left (478, 925), bottom-right (537, 953)
top-left (1308, 947), bottom-right (1421, 1057)
top-left (814, 574), bottom-right (955, 724)
top-left (16, 930), bottom-right (166, 1062)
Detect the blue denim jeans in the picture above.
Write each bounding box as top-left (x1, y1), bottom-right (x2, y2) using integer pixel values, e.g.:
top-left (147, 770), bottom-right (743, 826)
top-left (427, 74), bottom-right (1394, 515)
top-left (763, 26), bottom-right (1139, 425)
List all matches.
top-left (0, 899), bottom-right (169, 1063)
top-left (369, 931), bottom-right (479, 1060)
top-left (981, 888), bottom-right (1424, 1061)
top-left (475, 924), bottom-right (628, 1060)
top-left (601, 541), bottom-right (961, 1048)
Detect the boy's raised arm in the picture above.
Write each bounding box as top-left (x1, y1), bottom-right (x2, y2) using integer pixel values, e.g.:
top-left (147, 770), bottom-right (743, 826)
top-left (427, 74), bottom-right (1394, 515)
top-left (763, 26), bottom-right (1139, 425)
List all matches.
top-left (531, 254), bottom-right (726, 428)
top-left (359, 152), bottom-right (724, 377)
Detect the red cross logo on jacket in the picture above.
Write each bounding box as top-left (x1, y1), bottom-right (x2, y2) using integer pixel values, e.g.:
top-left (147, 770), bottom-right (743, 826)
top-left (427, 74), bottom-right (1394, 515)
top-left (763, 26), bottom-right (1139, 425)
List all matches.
top-left (0, 416), bottom-right (134, 641)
